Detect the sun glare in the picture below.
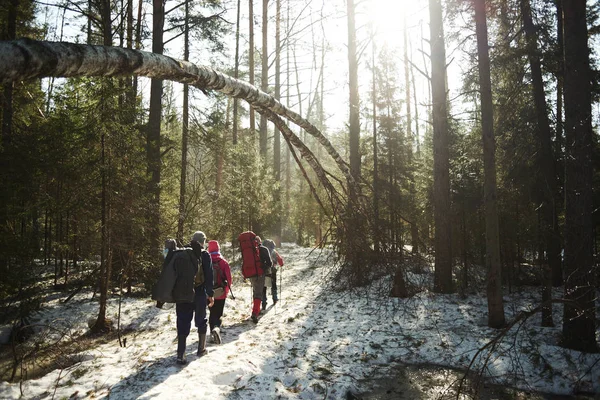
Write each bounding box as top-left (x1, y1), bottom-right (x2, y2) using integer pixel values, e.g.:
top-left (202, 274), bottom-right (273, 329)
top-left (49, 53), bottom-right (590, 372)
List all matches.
top-left (368, 0), bottom-right (425, 45)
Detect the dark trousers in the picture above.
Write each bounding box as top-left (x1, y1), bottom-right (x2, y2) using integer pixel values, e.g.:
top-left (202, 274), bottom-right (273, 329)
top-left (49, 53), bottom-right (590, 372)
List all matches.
top-left (209, 298), bottom-right (226, 331)
top-left (176, 285), bottom-right (208, 337)
top-left (262, 270), bottom-right (278, 305)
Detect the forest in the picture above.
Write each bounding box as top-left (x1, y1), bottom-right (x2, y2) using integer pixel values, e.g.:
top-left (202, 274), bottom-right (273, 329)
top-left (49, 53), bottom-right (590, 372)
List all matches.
top-left (0, 0), bottom-right (599, 394)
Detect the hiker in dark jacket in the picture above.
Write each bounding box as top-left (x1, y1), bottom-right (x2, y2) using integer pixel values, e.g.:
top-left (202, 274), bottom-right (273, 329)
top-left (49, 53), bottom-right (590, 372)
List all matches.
top-left (154, 239), bottom-right (178, 308)
top-left (175, 231), bottom-right (214, 364)
top-left (262, 239), bottom-right (284, 310)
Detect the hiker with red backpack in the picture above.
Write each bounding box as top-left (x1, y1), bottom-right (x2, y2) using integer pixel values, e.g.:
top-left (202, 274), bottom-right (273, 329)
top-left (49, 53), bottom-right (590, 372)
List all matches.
top-left (207, 240), bottom-right (232, 344)
top-left (238, 232), bottom-right (272, 323)
top-left (262, 239), bottom-right (284, 310)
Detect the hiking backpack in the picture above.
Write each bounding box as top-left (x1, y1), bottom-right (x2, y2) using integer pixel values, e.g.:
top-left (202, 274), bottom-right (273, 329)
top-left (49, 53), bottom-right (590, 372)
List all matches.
top-left (262, 239), bottom-right (278, 271)
top-left (238, 231), bottom-right (263, 278)
top-left (152, 248), bottom-right (197, 304)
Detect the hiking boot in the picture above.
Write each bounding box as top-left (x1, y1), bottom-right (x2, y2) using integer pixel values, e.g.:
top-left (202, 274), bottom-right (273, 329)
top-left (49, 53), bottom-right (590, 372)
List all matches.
top-left (261, 302), bottom-right (267, 311)
top-left (211, 327), bottom-right (222, 345)
top-left (176, 335), bottom-right (187, 364)
top-left (251, 314), bottom-right (258, 324)
top-left (273, 299), bottom-right (278, 304)
top-left (197, 333), bottom-right (208, 357)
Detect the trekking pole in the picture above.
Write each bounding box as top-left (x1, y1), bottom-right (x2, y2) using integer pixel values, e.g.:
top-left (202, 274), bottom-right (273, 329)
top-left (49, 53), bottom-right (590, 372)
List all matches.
top-left (228, 281), bottom-right (236, 300)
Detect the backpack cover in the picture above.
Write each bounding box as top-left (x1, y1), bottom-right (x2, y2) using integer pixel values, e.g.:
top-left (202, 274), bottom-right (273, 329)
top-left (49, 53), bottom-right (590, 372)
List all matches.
top-left (152, 248), bottom-right (197, 304)
top-left (238, 231), bottom-right (263, 278)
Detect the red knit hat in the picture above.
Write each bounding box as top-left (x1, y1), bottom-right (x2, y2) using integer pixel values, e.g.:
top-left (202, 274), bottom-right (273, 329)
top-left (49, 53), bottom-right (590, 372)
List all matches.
top-left (207, 240), bottom-right (220, 253)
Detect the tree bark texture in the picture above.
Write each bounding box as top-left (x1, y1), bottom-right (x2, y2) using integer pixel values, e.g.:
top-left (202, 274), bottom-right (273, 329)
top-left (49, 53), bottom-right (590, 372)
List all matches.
top-left (429, 0), bottom-right (453, 293)
top-left (248, 0), bottom-right (255, 136)
top-left (147, 0), bottom-right (164, 260)
top-left (259, 0), bottom-right (268, 157)
top-left (561, 0), bottom-right (598, 353)
top-left (177, 0), bottom-right (190, 245)
top-left (521, 0), bottom-right (562, 294)
top-left (474, 0), bottom-right (505, 329)
top-left (346, 0), bottom-right (360, 181)
top-left (0, 39), bottom-right (356, 193)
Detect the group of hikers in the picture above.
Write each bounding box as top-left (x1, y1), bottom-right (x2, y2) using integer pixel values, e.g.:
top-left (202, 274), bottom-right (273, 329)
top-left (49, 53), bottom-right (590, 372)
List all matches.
top-left (152, 230), bottom-right (284, 365)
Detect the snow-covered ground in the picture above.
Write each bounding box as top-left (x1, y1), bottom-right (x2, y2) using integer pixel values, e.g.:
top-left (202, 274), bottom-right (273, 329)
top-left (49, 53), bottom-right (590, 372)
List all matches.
top-left (0, 243), bottom-right (598, 399)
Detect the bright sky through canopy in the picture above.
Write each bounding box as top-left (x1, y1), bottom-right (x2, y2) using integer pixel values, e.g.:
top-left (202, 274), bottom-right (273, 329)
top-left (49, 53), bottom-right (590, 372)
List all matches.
top-left (367, 0), bottom-right (425, 45)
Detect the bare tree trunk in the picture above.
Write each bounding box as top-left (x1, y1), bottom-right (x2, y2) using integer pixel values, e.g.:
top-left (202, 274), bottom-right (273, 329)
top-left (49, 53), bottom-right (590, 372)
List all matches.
top-left (132, 0), bottom-right (143, 97)
top-left (147, 0), bottom-right (164, 258)
top-left (0, 0), bottom-right (17, 274)
top-left (474, 0), bottom-right (505, 329)
top-left (273, 0), bottom-right (282, 245)
top-left (521, 0), bottom-right (559, 326)
top-left (177, 0), bottom-right (191, 245)
top-left (259, 0), bottom-right (268, 157)
top-left (553, 0), bottom-right (565, 287)
top-left (404, 19), bottom-right (418, 254)
top-left (371, 34), bottom-right (380, 253)
top-left (346, 0), bottom-right (360, 181)
top-left (95, 0), bottom-right (114, 333)
top-left (232, 0), bottom-right (241, 145)
top-left (249, 0), bottom-right (255, 136)
top-left (429, 0), bottom-right (453, 293)
top-left (284, 1), bottom-right (291, 234)
top-left (0, 40), bottom-right (358, 198)
top-left (561, 0), bottom-right (598, 353)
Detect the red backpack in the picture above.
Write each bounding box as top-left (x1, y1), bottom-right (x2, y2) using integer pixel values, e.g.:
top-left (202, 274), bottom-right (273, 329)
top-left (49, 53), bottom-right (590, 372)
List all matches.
top-left (238, 231), bottom-right (263, 278)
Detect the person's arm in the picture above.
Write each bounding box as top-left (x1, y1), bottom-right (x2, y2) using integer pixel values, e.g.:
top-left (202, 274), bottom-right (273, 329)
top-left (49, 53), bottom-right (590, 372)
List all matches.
top-left (202, 251), bottom-right (214, 297)
top-left (223, 260), bottom-right (233, 295)
top-left (201, 251), bottom-right (214, 307)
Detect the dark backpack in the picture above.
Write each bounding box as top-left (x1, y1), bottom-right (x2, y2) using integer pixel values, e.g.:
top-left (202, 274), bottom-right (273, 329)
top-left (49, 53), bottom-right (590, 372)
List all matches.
top-left (152, 248), bottom-right (197, 304)
top-left (238, 231), bottom-right (263, 278)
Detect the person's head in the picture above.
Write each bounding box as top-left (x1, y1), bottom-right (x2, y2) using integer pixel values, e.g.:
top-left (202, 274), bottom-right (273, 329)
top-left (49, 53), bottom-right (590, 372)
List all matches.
top-left (263, 239), bottom-right (275, 250)
top-left (163, 238), bottom-right (177, 258)
top-left (207, 240), bottom-right (220, 254)
top-left (191, 231), bottom-right (206, 246)
top-left (254, 235), bottom-right (262, 245)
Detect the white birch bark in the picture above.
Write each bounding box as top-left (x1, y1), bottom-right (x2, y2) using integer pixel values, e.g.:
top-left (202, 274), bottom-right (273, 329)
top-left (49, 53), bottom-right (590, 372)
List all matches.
top-left (0, 38), bottom-right (354, 188)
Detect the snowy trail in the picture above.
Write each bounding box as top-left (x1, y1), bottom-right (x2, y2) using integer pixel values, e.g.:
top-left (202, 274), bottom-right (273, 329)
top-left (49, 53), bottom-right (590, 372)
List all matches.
top-left (1, 244), bottom-right (355, 399)
top-left (1, 244), bottom-right (599, 399)
top-left (107, 243), bottom-right (350, 399)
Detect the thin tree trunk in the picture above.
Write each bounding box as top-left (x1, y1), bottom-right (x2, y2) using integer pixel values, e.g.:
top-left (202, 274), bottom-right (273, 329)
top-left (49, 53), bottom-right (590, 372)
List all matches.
top-left (147, 0), bottom-right (164, 259)
top-left (95, 0), bottom-right (113, 332)
top-left (405, 19), bottom-right (418, 254)
top-left (346, 0), bottom-right (360, 181)
top-left (177, 0), bottom-right (190, 245)
top-left (474, 0), bottom-right (505, 329)
top-left (274, 0), bottom-right (282, 245)
top-left (429, 0), bottom-right (453, 293)
top-left (249, 0), bottom-right (255, 136)
top-left (371, 34), bottom-right (379, 253)
top-left (232, 0), bottom-right (241, 144)
top-left (284, 1), bottom-right (291, 232)
top-left (259, 0), bottom-right (268, 157)
top-left (554, 0), bottom-right (564, 287)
